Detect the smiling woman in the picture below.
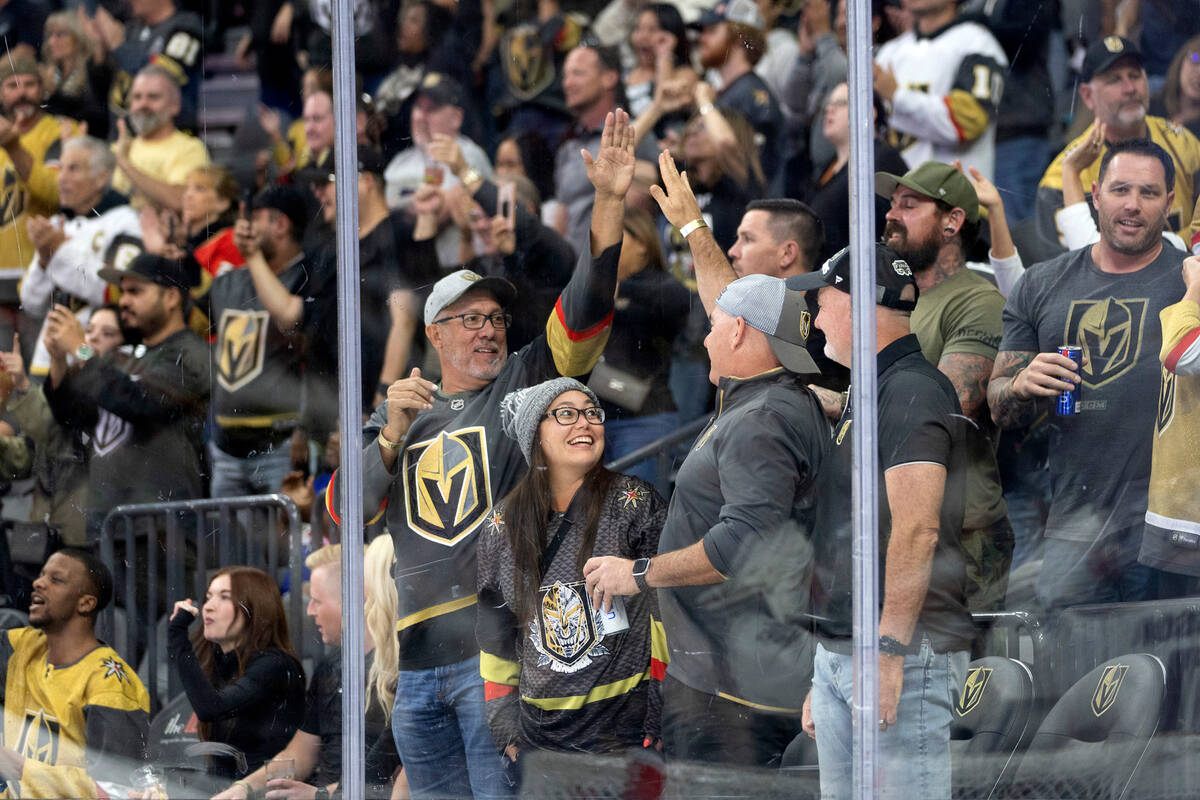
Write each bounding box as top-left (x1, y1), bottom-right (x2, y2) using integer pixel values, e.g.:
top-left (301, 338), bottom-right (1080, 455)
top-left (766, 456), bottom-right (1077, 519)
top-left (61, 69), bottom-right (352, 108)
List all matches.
top-left (475, 377), bottom-right (669, 780)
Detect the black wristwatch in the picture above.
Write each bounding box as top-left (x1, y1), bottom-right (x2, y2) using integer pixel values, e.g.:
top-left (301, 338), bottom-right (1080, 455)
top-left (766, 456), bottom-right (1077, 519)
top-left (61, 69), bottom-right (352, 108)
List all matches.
top-left (878, 635), bottom-right (910, 657)
top-left (632, 557), bottom-right (652, 592)
top-left (314, 787), bottom-right (330, 800)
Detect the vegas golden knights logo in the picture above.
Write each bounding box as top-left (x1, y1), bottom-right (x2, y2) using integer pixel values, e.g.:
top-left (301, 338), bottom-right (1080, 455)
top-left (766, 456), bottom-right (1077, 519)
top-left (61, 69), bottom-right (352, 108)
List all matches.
top-left (502, 25), bottom-right (553, 101)
top-left (1091, 664), bottom-right (1129, 717)
top-left (536, 581), bottom-right (599, 669)
top-left (93, 408), bottom-right (132, 457)
top-left (1157, 368), bottom-right (1176, 436)
top-left (404, 427), bottom-right (492, 545)
top-left (217, 309), bottom-right (269, 392)
top-left (17, 709), bottom-right (60, 764)
top-left (1064, 297), bottom-right (1148, 388)
top-left (799, 310), bottom-right (812, 340)
top-left (956, 666), bottom-right (993, 716)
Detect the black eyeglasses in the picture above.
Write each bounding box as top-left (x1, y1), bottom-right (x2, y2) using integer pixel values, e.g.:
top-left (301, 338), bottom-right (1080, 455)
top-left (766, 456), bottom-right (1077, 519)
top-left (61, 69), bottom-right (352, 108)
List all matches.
top-left (544, 406), bottom-right (605, 425)
top-left (433, 312), bottom-right (512, 330)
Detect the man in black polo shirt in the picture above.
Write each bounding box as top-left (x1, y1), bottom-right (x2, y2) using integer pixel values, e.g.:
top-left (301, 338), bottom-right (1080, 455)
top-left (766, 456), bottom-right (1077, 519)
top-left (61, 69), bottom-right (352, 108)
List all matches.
top-left (788, 244), bottom-right (972, 800)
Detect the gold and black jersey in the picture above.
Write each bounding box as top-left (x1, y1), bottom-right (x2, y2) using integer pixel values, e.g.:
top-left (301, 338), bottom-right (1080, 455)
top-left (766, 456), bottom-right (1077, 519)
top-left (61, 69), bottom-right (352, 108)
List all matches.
top-left (0, 115), bottom-right (76, 273)
top-left (0, 627), bottom-right (149, 799)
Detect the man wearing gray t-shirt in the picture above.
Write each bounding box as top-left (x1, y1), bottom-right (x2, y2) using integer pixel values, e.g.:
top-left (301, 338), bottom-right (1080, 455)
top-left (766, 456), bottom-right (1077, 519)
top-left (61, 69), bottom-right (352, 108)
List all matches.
top-left (987, 139), bottom-right (1188, 616)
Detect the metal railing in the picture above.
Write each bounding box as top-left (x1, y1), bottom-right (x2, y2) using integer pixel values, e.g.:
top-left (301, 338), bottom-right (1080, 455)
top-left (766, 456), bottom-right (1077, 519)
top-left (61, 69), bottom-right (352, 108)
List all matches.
top-left (604, 416), bottom-right (709, 480)
top-left (97, 494), bottom-right (307, 711)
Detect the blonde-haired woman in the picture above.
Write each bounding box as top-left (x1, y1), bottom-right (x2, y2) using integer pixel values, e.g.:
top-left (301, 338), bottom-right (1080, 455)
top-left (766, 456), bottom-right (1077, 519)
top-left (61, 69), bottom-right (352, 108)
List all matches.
top-left (364, 535), bottom-right (408, 798)
top-left (41, 11), bottom-right (109, 137)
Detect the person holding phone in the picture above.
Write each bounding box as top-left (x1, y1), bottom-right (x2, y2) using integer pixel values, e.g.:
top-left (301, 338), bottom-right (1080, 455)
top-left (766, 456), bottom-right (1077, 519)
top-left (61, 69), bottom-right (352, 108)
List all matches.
top-left (476, 378), bottom-right (668, 776)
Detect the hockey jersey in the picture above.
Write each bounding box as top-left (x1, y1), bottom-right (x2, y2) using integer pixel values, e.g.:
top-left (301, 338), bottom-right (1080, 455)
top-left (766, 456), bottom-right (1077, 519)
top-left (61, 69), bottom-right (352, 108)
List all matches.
top-left (476, 477), bottom-right (669, 753)
top-left (1036, 116), bottom-right (1200, 254)
top-left (1142, 298), bottom-right (1200, 573)
top-left (875, 16), bottom-right (1008, 179)
top-left (0, 115), bottom-right (76, 278)
top-left (0, 627), bottom-right (149, 799)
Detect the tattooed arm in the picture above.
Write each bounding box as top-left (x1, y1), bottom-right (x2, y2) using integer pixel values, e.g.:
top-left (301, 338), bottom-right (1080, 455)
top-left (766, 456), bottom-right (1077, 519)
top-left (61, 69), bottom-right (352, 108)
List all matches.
top-left (936, 352), bottom-right (994, 422)
top-left (988, 348), bottom-right (1083, 429)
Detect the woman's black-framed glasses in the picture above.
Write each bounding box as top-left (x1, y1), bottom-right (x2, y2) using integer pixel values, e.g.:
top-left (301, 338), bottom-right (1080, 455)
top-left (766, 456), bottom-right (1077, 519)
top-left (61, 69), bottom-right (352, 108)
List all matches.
top-left (433, 312), bottom-right (513, 330)
top-left (544, 406), bottom-right (606, 425)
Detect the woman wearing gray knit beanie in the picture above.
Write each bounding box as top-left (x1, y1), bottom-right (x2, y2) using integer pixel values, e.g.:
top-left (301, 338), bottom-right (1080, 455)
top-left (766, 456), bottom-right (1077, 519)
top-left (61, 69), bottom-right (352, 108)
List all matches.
top-left (476, 377), bottom-right (669, 776)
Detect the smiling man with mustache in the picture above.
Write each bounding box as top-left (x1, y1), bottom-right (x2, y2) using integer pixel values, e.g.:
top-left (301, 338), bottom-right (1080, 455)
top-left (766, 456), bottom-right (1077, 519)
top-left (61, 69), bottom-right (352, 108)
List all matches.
top-left (0, 57), bottom-right (79, 288)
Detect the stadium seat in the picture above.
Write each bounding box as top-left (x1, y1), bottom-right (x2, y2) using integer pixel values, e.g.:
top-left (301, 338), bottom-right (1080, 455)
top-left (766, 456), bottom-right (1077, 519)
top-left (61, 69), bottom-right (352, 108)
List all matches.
top-left (1005, 653), bottom-right (1165, 799)
top-left (950, 656), bottom-right (1035, 799)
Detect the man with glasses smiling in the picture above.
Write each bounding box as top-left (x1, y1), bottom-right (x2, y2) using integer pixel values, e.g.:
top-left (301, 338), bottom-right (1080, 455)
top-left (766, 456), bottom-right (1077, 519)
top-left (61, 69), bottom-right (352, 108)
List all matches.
top-left (327, 110), bottom-right (636, 799)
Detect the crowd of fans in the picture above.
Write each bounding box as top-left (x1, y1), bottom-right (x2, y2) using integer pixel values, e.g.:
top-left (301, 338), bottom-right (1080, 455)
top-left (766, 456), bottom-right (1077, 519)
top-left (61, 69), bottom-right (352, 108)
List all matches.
top-left (1, 0), bottom-right (1200, 797)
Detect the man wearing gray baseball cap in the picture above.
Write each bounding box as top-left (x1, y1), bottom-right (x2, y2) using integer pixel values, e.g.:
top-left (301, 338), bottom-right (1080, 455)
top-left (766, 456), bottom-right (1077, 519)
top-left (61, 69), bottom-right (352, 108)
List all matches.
top-left (326, 110), bottom-right (637, 799)
top-left (583, 268), bottom-right (829, 766)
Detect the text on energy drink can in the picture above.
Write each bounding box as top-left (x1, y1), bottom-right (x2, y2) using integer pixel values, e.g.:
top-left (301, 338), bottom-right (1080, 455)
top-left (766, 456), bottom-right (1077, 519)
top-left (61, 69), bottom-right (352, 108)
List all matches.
top-left (1057, 346), bottom-right (1083, 416)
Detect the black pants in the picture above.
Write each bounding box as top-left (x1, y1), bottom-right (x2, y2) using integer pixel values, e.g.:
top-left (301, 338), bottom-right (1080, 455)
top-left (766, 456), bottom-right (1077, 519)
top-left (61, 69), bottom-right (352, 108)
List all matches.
top-left (661, 675), bottom-right (803, 768)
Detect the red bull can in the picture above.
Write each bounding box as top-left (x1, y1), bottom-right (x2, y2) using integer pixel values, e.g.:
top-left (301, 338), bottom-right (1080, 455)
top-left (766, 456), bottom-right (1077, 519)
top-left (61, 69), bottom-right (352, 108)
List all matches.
top-left (1057, 346), bottom-right (1083, 416)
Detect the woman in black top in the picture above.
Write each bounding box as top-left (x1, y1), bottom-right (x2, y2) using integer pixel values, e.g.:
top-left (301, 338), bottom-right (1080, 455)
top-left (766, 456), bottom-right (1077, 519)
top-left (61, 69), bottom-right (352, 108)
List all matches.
top-left (595, 208), bottom-right (688, 492)
top-left (805, 82), bottom-right (908, 262)
top-left (168, 566), bottom-right (306, 779)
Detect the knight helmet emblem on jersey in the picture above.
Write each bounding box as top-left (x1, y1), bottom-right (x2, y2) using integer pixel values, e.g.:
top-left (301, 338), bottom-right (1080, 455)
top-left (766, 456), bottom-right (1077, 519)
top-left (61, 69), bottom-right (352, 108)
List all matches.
top-left (404, 427), bottom-right (492, 545)
top-left (18, 710), bottom-right (60, 764)
top-left (217, 309), bottom-right (269, 392)
top-left (503, 25), bottom-right (554, 101)
top-left (956, 666), bottom-right (993, 716)
top-left (536, 581), bottom-right (599, 669)
top-left (1064, 297), bottom-right (1148, 388)
top-left (1091, 664), bottom-right (1129, 717)
top-left (92, 409), bottom-right (132, 457)
top-left (1156, 367), bottom-right (1176, 436)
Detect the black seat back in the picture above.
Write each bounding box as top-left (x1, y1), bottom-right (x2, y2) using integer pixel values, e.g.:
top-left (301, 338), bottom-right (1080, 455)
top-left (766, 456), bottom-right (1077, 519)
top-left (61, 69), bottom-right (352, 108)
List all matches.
top-left (1007, 653), bottom-right (1165, 800)
top-left (950, 656), bottom-right (1035, 799)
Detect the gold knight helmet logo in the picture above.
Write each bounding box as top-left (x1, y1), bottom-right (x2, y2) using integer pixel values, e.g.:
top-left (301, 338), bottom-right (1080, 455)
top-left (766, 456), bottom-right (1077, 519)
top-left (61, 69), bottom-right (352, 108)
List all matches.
top-left (502, 25), bottom-right (554, 102)
top-left (1064, 297), bottom-right (1148, 388)
top-left (1091, 664), bottom-right (1129, 717)
top-left (216, 309), bottom-right (269, 392)
top-left (404, 427), bottom-right (492, 545)
top-left (956, 666), bottom-right (993, 716)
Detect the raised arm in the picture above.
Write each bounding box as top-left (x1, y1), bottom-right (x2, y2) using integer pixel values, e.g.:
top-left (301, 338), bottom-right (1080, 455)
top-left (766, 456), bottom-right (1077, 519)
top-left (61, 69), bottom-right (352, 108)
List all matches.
top-left (649, 149), bottom-right (737, 314)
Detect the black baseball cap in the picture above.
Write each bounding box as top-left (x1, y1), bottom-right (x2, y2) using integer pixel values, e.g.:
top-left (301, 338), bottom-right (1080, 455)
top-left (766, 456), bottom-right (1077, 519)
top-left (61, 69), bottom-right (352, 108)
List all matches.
top-left (252, 184), bottom-right (310, 237)
top-left (99, 252), bottom-right (201, 290)
top-left (416, 72), bottom-right (465, 108)
top-left (786, 243), bottom-right (918, 312)
top-left (1081, 36), bottom-right (1144, 82)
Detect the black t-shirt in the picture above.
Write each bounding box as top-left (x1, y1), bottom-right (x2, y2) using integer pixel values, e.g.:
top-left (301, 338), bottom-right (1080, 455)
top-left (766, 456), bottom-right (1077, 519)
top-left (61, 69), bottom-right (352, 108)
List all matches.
top-left (807, 139), bottom-right (909, 263)
top-left (716, 71), bottom-right (784, 184)
top-left (299, 648), bottom-right (397, 791)
top-left (811, 335), bottom-right (973, 653)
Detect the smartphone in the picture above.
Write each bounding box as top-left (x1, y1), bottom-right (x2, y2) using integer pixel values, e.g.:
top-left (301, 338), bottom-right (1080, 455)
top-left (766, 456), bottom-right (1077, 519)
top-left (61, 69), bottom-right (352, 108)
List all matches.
top-left (166, 214), bottom-right (176, 244)
top-left (498, 181), bottom-right (516, 224)
top-left (50, 287), bottom-right (71, 310)
top-left (242, 187), bottom-right (255, 219)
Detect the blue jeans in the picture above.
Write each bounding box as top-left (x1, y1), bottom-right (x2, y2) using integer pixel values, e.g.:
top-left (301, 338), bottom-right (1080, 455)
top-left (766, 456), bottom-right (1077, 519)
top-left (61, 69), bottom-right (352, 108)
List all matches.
top-left (993, 136), bottom-right (1050, 223)
top-left (603, 411), bottom-right (679, 493)
top-left (1036, 527), bottom-right (1159, 617)
top-left (208, 440), bottom-right (292, 498)
top-left (392, 653), bottom-right (511, 799)
top-left (810, 639), bottom-right (967, 800)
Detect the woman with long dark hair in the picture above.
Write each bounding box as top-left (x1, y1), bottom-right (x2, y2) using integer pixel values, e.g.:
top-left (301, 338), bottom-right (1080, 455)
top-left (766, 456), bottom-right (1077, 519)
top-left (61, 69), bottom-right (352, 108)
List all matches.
top-left (476, 378), bottom-right (668, 771)
top-left (168, 567), bottom-right (306, 779)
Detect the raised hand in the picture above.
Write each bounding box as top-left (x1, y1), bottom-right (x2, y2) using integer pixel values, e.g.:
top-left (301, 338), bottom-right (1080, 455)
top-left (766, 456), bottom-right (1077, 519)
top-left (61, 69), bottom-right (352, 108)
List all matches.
top-left (382, 367), bottom-right (438, 446)
top-left (648, 149), bottom-right (703, 231)
top-left (257, 103), bottom-right (283, 142)
top-left (233, 204), bottom-right (262, 259)
top-left (27, 216), bottom-right (66, 264)
top-left (953, 160), bottom-right (1001, 211)
top-left (428, 133), bottom-right (468, 178)
top-left (44, 305), bottom-right (85, 358)
top-left (582, 109), bottom-right (637, 199)
top-left (170, 599), bottom-right (200, 621)
top-left (0, 333), bottom-right (30, 396)
top-left (1063, 122), bottom-right (1105, 177)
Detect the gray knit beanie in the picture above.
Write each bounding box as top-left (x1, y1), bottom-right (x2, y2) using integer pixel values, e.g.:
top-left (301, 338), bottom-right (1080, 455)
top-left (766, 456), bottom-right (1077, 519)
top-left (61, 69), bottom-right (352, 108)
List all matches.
top-left (500, 377), bottom-right (600, 464)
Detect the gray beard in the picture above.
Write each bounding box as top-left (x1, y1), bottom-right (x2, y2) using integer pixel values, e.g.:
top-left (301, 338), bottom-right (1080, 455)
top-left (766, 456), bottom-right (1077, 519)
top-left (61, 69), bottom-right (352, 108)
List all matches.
top-left (128, 110), bottom-right (170, 136)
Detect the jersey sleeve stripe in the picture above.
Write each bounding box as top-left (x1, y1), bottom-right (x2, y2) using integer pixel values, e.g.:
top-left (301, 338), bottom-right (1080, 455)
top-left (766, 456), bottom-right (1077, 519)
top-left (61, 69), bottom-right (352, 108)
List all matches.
top-left (944, 91), bottom-right (990, 143)
top-left (480, 650), bottom-right (520, 686)
top-left (546, 303), bottom-right (612, 377)
top-left (395, 593), bottom-right (478, 631)
top-left (1165, 325), bottom-right (1200, 374)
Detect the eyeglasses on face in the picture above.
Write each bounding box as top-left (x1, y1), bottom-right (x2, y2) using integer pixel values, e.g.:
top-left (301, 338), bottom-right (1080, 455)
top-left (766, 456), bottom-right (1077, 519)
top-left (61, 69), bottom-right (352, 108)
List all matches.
top-left (543, 406), bottom-right (606, 425)
top-left (433, 312), bottom-right (512, 330)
